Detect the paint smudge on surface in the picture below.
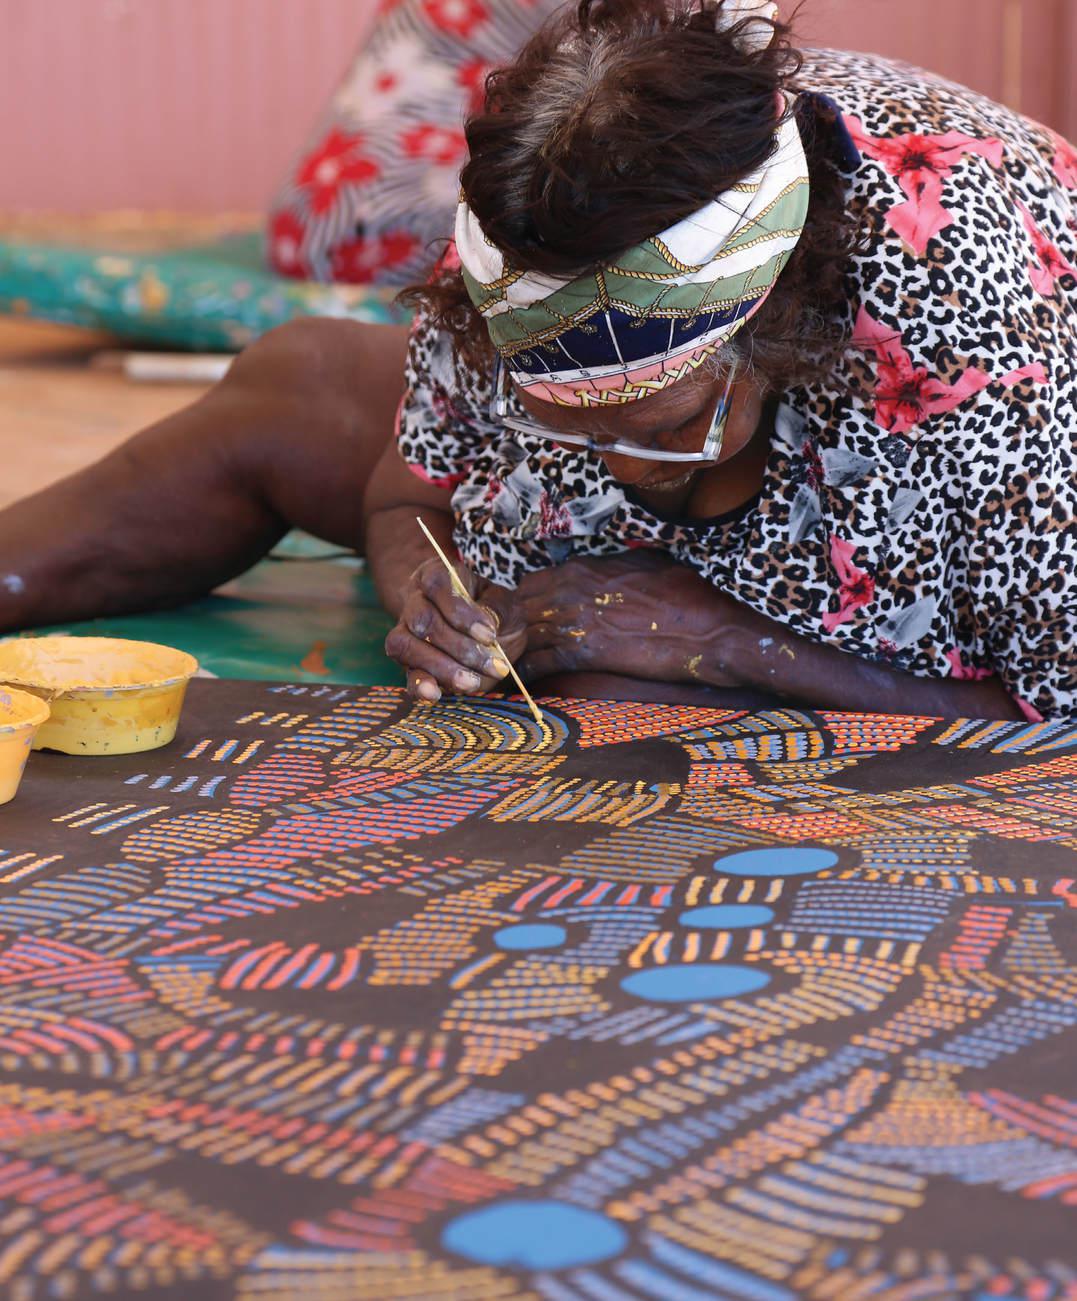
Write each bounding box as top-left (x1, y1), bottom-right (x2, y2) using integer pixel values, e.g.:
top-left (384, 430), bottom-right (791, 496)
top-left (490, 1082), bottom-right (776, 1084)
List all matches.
top-left (299, 640), bottom-right (330, 676)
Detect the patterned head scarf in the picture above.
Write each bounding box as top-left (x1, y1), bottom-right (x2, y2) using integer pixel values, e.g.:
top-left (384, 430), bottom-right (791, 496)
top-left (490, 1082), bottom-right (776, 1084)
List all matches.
top-left (455, 0), bottom-right (810, 406)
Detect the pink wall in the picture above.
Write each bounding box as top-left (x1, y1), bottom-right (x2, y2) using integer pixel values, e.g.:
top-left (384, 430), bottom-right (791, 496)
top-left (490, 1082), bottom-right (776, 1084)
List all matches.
top-left (0, 0), bottom-right (378, 211)
top-left (1, 0), bottom-right (1073, 213)
top-left (798, 0), bottom-right (1074, 138)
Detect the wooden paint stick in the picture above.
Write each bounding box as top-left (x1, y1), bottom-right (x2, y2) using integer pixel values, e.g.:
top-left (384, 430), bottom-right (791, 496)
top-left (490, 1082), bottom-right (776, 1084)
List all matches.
top-left (91, 351), bottom-right (234, 384)
top-left (415, 516), bottom-right (543, 726)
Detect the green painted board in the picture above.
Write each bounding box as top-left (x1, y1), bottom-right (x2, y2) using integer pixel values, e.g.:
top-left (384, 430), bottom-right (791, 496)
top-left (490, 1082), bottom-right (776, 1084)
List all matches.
top-left (0, 232), bottom-right (410, 351)
top-left (29, 537), bottom-right (399, 687)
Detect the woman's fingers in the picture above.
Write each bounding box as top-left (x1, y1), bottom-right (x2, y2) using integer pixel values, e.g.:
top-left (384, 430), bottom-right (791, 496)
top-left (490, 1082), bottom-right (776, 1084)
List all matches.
top-left (402, 595), bottom-right (512, 682)
top-left (407, 669), bottom-right (441, 704)
top-left (387, 593), bottom-right (515, 701)
top-left (386, 625), bottom-right (487, 697)
top-left (385, 562), bottom-right (529, 702)
top-left (418, 562), bottom-right (499, 643)
top-left (477, 583), bottom-right (529, 660)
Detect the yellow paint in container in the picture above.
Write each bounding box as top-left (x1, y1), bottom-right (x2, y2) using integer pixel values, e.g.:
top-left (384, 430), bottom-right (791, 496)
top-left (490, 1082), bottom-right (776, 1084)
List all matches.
top-left (0, 636), bottom-right (198, 756)
top-left (0, 687), bottom-right (51, 803)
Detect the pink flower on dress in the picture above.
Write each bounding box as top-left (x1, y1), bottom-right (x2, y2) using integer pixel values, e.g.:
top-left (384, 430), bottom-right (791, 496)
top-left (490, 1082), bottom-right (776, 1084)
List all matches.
top-left (421, 0), bottom-right (489, 38)
top-left (1017, 201), bottom-right (1077, 295)
top-left (330, 231), bottom-right (419, 284)
top-left (296, 129), bottom-right (380, 216)
top-left (822, 536), bottom-right (875, 632)
top-left (844, 116), bottom-right (1003, 256)
top-left (853, 307), bottom-right (993, 435)
top-left (1049, 130), bottom-right (1077, 189)
top-left (1015, 697), bottom-right (1045, 724)
top-left (268, 210), bottom-right (310, 279)
top-left (854, 307), bottom-right (1050, 435)
top-left (401, 125), bottom-right (468, 166)
top-left (945, 649), bottom-right (993, 681)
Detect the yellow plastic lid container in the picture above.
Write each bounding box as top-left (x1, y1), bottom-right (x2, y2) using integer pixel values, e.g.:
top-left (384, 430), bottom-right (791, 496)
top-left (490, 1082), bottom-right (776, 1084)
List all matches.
top-left (0, 686), bottom-right (51, 802)
top-left (0, 636), bottom-right (199, 756)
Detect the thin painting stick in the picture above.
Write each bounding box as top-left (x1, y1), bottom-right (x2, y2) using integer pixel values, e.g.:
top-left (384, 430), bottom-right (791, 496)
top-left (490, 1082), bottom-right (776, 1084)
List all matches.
top-left (415, 516), bottom-right (543, 725)
top-left (91, 351), bottom-right (234, 384)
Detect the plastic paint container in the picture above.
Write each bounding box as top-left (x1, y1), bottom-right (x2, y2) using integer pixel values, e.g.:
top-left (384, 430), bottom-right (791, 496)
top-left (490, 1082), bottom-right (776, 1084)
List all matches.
top-left (0, 687), bottom-right (51, 803)
top-left (0, 636), bottom-right (198, 756)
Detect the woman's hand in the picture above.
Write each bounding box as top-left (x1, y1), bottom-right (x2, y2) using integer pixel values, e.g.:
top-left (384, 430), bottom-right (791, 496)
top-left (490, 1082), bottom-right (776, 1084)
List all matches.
top-left (385, 556), bottom-right (527, 703)
top-left (515, 552), bottom-right (745, 686)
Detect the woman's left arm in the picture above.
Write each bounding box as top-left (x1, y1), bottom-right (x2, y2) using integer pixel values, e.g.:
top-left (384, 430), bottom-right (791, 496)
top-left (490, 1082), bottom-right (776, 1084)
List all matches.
top-left (516, 553), bottom-right (1025, 720)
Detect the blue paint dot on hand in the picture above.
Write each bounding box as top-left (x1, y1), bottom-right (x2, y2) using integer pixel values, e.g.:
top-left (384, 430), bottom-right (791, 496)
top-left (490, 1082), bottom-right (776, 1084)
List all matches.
top-left (620, 963), bottom-right (770, 1003)
top-left (493, 923), bottom-right (567, 951)
top-left (442, 1200), bottom-right (627, 1269)
top-left (714, 847), bottom-right (839, 877)
top-left (678, 904), bottom-right (775, 929)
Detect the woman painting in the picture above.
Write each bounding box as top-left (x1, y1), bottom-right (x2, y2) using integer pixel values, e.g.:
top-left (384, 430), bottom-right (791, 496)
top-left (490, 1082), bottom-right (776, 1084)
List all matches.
top-left (368, 0), bottom-right (1076, 719)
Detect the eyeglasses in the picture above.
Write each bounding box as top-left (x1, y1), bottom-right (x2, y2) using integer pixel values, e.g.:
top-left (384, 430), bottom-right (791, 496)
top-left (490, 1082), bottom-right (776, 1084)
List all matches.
top-left (489, 357), bottom-right (736, 463)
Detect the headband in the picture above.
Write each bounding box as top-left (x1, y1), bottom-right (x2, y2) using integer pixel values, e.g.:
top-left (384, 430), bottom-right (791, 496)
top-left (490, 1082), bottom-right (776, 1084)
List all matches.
top-left (455, 0), bottom-right (810, 406)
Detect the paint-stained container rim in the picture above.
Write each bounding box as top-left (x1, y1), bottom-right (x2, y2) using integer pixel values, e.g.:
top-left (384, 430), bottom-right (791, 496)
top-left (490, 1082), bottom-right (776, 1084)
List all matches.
top-left (0, 636), bottom-right (198, 697)
top-left (0, 636), bottom-right (199, 756)
top-left (0, 685), bottom-right (52, 803)
top-left (0, 685), bottom-right (52, 731)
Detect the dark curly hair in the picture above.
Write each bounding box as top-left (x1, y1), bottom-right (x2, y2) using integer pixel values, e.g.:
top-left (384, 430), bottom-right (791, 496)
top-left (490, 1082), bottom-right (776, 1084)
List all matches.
top-left (404, 0), bottom-right (861, 391)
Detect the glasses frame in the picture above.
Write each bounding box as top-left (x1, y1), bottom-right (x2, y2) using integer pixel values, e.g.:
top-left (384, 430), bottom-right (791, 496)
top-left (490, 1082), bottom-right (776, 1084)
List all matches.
top-left (489, 357), bottom-right (737, 463)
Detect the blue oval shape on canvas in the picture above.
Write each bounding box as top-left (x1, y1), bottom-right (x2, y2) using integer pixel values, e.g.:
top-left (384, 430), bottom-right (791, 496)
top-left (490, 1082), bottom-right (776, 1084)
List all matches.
top-left (620, 963), bottom-right (770, 1003)
top-left (493, 923), bottom-right (567, 951)
top-left (714, 847), bottom-right (839, 877)
top-left (678, 904), bottom-right (775, 929)
top-left (442, 1200), bottom-right (627, 1269)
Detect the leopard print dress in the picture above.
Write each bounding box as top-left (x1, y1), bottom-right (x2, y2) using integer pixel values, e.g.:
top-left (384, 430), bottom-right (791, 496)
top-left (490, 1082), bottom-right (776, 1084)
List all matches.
top-left (397, 50), bottom-right (1077, 720)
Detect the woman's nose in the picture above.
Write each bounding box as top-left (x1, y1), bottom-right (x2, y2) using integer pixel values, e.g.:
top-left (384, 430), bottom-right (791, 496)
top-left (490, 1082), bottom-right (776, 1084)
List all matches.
top-left (598, 451), bottom-right (653, 485)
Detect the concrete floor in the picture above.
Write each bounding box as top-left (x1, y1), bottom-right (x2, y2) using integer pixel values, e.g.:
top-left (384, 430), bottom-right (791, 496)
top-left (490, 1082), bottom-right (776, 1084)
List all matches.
top-left (0, 317), bottom-right (212, 510)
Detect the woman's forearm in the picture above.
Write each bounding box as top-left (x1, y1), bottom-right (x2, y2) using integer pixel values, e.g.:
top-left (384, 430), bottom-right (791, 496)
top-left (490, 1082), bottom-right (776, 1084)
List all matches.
top-left (711, 603), bottom-right (1024, 720)
top-left (0, 384), bottom-right (286, 633)
top-left (0, 318), bottom-right (408, 634)
top-left (366, 505), bottom-right (456, 619)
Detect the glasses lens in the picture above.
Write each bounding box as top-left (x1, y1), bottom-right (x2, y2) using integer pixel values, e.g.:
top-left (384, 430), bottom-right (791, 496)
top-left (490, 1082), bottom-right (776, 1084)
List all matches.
top-left (492, 363), bottom-right (734, 461)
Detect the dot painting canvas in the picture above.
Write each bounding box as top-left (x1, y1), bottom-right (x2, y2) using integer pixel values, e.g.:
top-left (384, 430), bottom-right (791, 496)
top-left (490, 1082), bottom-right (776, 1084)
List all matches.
top-left (1, 680), bottom-right (1075, 1300)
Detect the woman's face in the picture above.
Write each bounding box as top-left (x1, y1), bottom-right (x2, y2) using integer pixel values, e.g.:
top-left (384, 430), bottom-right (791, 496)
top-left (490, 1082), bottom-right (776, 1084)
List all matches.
top-left (515, 366), bottom-right (762, 492)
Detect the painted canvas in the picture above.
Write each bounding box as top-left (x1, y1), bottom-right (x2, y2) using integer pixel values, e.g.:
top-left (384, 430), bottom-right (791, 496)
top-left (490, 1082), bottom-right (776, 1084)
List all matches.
top-left (1, 681), bottom-right (1074, 1299)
